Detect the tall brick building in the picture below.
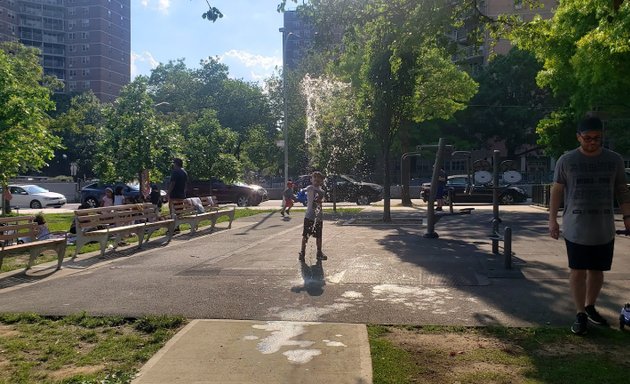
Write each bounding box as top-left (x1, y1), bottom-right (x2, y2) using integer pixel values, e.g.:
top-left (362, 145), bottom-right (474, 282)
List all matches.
top-left (0, 0), bottom-right (130, 102)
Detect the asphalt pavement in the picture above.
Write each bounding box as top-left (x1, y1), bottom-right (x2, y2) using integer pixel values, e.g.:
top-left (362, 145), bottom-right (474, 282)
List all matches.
top-left (1, 201), bottom-right (628, 383)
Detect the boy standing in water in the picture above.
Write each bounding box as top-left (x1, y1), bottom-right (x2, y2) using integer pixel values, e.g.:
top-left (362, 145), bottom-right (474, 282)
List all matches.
top-left (299, 171), bottom-right (326, 261)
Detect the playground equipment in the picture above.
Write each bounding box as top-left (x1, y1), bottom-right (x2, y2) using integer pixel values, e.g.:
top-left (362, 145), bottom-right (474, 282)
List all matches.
top-left (419, 138), bottom-right (476, 239)
top-left (409, 140), bottom-right (522, 270)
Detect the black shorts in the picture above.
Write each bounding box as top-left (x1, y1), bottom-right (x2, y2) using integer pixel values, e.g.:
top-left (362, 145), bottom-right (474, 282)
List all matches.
top-left (565, 239), bottom-right (614, 271)
top-left (303, 218), bottom-right (323, 239)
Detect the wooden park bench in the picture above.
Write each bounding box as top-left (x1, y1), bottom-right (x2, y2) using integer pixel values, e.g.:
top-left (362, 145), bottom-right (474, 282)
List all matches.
top-left (171, 196), bottom-right (235, 234)
top-left (0, 216), bottom-right (66, 271)
top-left (73, 203), bottom-right (174, 258)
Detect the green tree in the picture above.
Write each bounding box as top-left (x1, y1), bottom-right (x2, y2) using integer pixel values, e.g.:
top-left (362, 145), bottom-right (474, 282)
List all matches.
top-left (331, 0), bottom-right (477, 220)
top-left (0, 42), bottom-right (61, 212)
top-left (49, 91), bottom-right (103, 179)
top-left (464, 48), bottom-right (553, 158)
top-left (182, 109), bottom-right (239, 181)
top-left (95, 77), bottom-right (180, 186)
top-left (511, 0), bottom-right (630, 155)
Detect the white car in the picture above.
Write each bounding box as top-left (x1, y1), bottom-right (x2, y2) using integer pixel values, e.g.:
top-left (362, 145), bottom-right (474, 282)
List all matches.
top-left (4, 184), bottom-right (67, 209)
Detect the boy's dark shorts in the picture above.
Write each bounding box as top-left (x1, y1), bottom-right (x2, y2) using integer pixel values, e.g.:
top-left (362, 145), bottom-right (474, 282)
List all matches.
top-left (303, 218), bottom-right (322, 239)
top-left (565, 239), bottom-right (614, 271)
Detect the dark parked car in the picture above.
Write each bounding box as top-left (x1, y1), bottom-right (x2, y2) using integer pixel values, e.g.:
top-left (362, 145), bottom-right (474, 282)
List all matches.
top-left (294, 174), bottom-right (383, 205)
top-left (420, 174), bottom-right (528, 205)
top-left (81, 182), bottom-right (140, 207)
top-left (80, 182), bottom-right (166, 207)
top-left (186, 178), bottom-right (268, 207)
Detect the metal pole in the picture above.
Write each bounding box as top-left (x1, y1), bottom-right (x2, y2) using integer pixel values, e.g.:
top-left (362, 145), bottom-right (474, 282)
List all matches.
top-left (424, 138), bottom-right (447, 239)
top-left (491, 150), bottom-right (501, 253)
top-left (504, 226), bottom-right (512, 269)
top-left (280, 29), bottom-right (294, 189)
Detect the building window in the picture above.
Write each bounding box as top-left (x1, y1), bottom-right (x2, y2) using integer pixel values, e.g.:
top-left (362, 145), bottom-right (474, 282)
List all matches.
top-left (68, 20), bottom-right (75, 29)
top-left (81, 32), bottom-right (88, 39)
top-left (81, 56), bottom-right (89, 64)
top-left (68, 32), bottom-right (75, 40)
top-left (82, 19), bottom-right (89, 27)
top-left (82, 69), bottom-right (90, 76)
top-left (82, 44), bottom-right (89, 51)
top-left (69, 8), bottom-right (75, 16)
top-left (68, 81), bottom-right (76, 90)
top-left (69, 45), bottom-right (76, 52)
top-left (84, 80), bottom-right (90, 89)
top-left (82, 7), bottom-right (88, 16)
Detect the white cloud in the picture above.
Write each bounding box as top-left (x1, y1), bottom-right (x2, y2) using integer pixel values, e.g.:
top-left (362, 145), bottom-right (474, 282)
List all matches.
top-left (131, 50), bottom-right (160, 78)
top-left (139, 0), bottom-right (170, 14)
top-left (221, 49), bottom-right (281, 70)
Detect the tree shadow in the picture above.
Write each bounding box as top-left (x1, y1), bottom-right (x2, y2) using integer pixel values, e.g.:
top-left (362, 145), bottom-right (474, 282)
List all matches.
top-left (348, 208), bottom-right (627, 326)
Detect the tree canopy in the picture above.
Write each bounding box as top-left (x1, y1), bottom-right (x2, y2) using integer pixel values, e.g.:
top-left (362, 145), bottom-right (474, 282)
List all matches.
top-left (0, 42), bottom-right (61, 186)
top-left (510, 0), bottom-right (630, 155)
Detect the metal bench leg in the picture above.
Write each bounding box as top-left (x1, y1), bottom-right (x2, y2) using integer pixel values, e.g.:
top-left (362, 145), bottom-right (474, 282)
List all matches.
top-left (27, 248), bottom-right (40, 270)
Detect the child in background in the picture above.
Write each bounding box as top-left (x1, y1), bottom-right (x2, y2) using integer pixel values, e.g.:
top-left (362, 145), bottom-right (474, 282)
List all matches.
top-left (113, 186), bottom-right (125, 205)
top-left (280, 181), bottom-right (296, 217)
top-left (34, 213), bottom-right (51, 240)
top-left (101, 187), bottom-right (114, 207)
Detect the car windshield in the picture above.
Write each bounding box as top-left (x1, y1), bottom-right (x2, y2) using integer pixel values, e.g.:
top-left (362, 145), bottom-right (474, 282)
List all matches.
top-left (24, 185), bottom-right (49, 194)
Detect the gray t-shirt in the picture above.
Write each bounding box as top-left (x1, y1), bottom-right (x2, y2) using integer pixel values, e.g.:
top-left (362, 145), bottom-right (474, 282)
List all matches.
top-left (554, 148), bottom-right (628, 245)
top-left (304, 185), bottom-right (324, 220)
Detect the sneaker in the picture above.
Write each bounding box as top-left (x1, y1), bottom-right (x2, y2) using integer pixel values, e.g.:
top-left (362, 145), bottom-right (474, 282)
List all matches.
top-left (298, 251), bottom-right (305, 261)
top-left (435, 207), bottom-right (443, 211)
top-left (280, 212), bottom-right (285, 217)
top-left (585, 305), bottom-right (609, 326)
top-left (571, 312), bottom-right (588, 335)
top-left (316, 251), bottom-right (327, 260)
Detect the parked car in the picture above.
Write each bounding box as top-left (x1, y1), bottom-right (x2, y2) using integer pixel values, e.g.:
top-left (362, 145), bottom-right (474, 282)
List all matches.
top-left (80, 182), bottom-right (166, 207)
top-left (186, 178), bottom-right (268, 207)
top-left (0, 184), bottom-right (66, 209)
top-left (294, 174), bottom-right (384, 205)
top-left (420, 174), bottom-right (528, 205)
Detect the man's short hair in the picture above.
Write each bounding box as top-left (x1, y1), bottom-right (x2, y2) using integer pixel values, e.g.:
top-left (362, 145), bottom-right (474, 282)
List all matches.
top-left (577, 116), bottom-right (603, 133)
top-left (173, 158), bottom-right (183, 167)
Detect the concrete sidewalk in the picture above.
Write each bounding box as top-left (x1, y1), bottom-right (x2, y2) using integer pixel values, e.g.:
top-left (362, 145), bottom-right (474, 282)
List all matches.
top-left (132, 320), bottom-right (372, 384)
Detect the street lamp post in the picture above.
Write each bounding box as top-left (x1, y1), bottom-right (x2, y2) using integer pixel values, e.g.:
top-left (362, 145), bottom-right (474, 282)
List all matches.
top-left (279, 28), bottom-right (299, 187)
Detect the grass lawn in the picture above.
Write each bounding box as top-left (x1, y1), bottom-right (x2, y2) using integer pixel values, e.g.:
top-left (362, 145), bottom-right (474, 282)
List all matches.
top-left (369, 324), bottom-right (630, 384)
top-left (0, 312), bottom-right (185, 384)
top-left (1, 207), bottom-right (362, 273)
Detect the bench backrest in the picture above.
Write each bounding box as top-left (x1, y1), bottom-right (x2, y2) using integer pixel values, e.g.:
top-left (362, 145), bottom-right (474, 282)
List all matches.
top-left (0, 216), bottom-right (37, 247)
top-left (171, 196), bottom-right (219, 218)
top-left (74, 203), bottom-right (159, 232)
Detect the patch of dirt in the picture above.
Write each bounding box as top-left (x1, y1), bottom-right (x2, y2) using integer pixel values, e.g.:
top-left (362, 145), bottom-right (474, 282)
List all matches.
top-left (0, 324), bottom-right (20, 338)
top-left (383, 328), bottom-right (528, 384)
top-left (48, 364), bottom-right (106, 380)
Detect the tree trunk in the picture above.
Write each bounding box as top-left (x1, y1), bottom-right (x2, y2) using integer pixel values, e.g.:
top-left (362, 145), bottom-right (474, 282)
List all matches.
top-left (400, 119), bottom-right (412, 206)
top-left (383, 146), bottom-right (392, 223)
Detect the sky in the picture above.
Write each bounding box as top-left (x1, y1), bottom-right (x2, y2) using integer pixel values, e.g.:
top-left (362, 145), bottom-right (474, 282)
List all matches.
top-left (131, 0), bottom-right (291, 83)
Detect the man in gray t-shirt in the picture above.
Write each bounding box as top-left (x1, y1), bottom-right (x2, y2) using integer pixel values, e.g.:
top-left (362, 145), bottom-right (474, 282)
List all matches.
top-left (549, 116), bottom-right (630, 335)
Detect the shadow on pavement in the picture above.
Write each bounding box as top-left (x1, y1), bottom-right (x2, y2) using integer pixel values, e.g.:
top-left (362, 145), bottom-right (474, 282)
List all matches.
top-left (347, 208), bottom-right (626, 327)
top-left (291, 259), bottom-right (326, 296)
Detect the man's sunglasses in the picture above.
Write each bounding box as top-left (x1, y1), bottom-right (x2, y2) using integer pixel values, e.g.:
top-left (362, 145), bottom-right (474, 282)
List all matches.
top-left (580, 134), bottom-right (602, 142)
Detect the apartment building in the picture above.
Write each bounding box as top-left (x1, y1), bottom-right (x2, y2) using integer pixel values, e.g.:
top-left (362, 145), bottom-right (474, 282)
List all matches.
top-left (0, 0), bottom-right (130, 102)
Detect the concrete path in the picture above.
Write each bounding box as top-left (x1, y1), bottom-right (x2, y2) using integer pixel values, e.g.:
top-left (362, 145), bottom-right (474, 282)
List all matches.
top-left (132, 320), bottom-right (371, 384)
